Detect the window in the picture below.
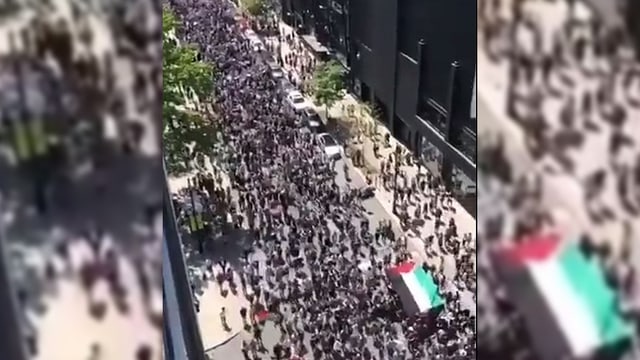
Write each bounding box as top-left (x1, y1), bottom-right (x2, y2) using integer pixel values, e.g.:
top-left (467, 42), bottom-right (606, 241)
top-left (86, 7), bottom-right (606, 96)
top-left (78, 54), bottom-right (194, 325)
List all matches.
top-left (418, 97), bottom-right (448, 136)
top-left (321, 134), bottom-right (338, 146)
top-left (455, 126), bottom-right (476, 162)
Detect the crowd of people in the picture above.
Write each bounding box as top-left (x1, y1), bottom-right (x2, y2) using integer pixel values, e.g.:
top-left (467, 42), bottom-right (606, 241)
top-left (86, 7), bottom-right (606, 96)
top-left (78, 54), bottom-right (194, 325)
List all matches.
top-left (169, 0), bottom-right (476, 358)
top-left (478, 0), bottom-right (640, 357)
top-left (0, 0), bottom-right (162, 359)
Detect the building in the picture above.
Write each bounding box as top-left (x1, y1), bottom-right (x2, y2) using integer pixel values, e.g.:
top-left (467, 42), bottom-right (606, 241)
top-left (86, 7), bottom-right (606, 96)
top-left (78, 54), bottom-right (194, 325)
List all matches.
top-left (281, 0), bottom-right (477, 216)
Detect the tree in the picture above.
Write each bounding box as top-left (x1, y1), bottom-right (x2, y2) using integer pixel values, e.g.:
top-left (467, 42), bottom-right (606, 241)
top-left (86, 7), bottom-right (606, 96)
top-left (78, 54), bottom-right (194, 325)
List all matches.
top-left (310, 60), bottom-right (345, 119)
top-left (240, 0), bottom-right (268, 17)
top-left (358, 102), bottom-right (382, 137)
top-left (163, 6), bottom-right (218, 175)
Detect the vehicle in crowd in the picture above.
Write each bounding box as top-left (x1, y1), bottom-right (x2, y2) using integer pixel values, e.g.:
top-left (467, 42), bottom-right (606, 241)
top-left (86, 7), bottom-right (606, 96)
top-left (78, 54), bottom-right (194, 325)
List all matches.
top-left (243, 29), bottom-right (265, 52)
top-left (317, 132), bottom-right (342, 159)
top-left (267, 61), bottom-right (284, 80)
top-left (303, 107), bottom-right (325, 132)
top-left (285, 90), bottom-right (310, 112)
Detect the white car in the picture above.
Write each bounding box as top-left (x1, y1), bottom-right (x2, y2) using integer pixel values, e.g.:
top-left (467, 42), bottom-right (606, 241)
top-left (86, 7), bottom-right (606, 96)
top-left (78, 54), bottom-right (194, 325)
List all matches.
top-left (318, 133), bottom-right (342, 159)
top-left (243, 29), bottom-right (265, 51)
top-left (285, 90), bottom-right (309, 111)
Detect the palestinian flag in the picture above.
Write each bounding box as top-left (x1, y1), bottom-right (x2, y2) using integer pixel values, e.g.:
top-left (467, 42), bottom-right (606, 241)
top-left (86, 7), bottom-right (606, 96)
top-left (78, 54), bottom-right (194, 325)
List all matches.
top-left (493, 233), bottom-right (634, 359)
top-left (386, 262), bottom-right (445, 315)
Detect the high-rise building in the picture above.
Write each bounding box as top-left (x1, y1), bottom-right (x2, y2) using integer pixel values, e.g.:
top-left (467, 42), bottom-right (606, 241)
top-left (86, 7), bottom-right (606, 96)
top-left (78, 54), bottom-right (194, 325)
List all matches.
top-left (281, 0), bottom-right (477, 216)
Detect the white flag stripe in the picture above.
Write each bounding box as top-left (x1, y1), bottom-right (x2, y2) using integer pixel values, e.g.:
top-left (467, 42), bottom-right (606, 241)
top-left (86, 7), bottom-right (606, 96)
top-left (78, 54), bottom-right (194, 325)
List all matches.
top-left (402, 272), bottom-right (431, 312)
top-left (528, 260), bottom-right (601, 357)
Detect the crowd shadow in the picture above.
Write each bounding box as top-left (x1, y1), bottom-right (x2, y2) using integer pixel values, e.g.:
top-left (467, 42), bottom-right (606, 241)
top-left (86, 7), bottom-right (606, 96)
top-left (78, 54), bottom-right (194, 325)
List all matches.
top-left (0, 151), bottom-right (162, 251)
top-left (183, 225), bottom-right (257, 296)
top-left (325, 116), bottom-right (354, 146)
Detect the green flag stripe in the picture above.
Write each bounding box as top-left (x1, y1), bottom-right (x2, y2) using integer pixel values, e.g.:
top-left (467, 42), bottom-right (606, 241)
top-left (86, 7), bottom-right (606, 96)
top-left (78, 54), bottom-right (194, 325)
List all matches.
top-left (559, 243), bottom-right (632, 346)
top-left (413, 267), bottom-right (444, 308)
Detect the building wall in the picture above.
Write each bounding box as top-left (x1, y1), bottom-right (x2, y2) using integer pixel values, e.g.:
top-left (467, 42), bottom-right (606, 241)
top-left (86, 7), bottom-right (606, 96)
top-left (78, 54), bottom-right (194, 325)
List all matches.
top-left (349, 0), bottom-right (397, 108)
top-left (395, 53), bottom-right (420, 124)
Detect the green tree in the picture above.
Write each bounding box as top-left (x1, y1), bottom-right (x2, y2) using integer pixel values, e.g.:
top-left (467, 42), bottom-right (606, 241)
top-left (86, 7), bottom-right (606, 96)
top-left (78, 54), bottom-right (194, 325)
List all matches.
top-left (359, 102), bottom-right (382, 137)
top-left (310, 60), bottom-right (345, 118)
top-left (163, 6), bottom-right (218, 175)
top-left (240, 0), bottom-right (268, 17)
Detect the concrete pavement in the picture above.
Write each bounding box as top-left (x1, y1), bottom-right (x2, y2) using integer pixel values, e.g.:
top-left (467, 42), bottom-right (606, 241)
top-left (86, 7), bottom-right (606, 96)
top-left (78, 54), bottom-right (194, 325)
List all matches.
top-left (169, 160), bottom-right (244, 351)
top-left (30, 240), bottom-right (161, 360)
top-left (194, 269), bottom-right (245, 351)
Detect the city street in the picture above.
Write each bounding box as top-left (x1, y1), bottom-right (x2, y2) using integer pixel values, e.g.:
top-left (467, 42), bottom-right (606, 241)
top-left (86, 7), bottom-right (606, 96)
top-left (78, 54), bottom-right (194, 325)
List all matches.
top-left (168, 0), bottom-right (477, 358)
top-left (270, 19), bottom-right (476, 274)
top-left (164, 13), bottom-right (479, 359)
top-left (207, 156), bottom-right (476, 358)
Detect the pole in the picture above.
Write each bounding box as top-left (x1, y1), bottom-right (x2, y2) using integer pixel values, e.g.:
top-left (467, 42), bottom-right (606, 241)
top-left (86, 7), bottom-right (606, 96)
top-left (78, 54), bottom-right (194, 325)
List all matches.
top-left (163, 162), bottom-right (206, 360)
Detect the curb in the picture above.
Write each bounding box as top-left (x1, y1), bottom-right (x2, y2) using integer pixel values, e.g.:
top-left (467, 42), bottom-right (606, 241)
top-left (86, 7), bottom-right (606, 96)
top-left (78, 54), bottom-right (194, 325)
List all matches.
top-left (204, 330), bottom-right (241, 352)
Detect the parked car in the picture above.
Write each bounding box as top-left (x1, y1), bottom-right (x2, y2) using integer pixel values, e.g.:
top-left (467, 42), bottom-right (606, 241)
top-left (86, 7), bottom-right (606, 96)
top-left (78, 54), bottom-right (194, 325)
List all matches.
top-left (303, 107), bottom-right (325, 132)
top-left (317, 132), bottom-right (342, 159)
top-left (285, 90), bottom-right (310, 112)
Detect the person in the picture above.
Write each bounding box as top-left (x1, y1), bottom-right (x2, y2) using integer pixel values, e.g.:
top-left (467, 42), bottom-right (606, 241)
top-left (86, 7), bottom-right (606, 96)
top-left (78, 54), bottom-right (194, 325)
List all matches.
top-left (220, 307), bottom-right (229, 331)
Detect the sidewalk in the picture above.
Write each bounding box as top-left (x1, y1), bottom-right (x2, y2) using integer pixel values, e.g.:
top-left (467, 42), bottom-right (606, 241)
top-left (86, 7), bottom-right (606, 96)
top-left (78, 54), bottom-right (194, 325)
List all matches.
top-left (167, 158), bottom-right (243, 350)
top-left (32, 239), bottom-right (161, 360)
top-left (191, 265), bottom-right (246, 351)
top-left (477, 0), bottom-right (640, 254)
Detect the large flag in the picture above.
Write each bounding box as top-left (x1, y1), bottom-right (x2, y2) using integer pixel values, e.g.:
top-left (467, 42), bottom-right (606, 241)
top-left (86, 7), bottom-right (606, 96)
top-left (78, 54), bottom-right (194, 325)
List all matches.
top-left (493, 234), bottom-right (634, 359)
top-left (386, 262), bottom-right (445, 315)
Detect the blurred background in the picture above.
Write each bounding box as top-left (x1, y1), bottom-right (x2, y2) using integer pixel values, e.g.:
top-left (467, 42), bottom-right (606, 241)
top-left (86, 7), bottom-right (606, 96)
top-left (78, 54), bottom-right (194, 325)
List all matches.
top-left (478, 0), bottom-right (640, 359)
top-left (0, 0), bottom-right (162, 359)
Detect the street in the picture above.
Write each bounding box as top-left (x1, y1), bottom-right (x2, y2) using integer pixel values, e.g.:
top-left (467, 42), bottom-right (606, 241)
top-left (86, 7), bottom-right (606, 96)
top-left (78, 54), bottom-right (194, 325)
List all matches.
top-left (168, 0), bottom-right (476, 358)
top-left (200, 154), bottom-right (475, 359)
